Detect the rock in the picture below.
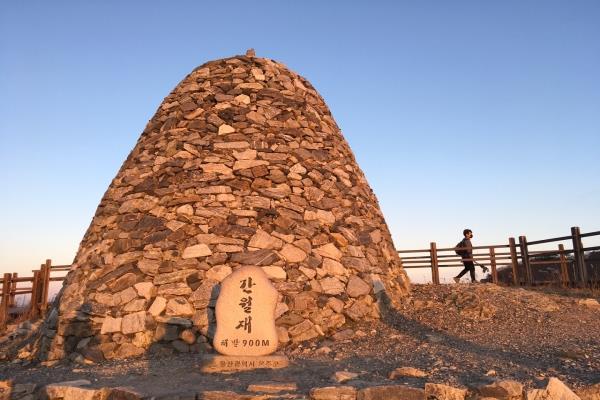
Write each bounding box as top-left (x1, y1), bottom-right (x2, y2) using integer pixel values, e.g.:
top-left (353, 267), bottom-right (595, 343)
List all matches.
top-left (176, 204), bottom-right (194, 216)
top-left (137, 259), bottom-right (161, 275)
top-left (262, 266), bottom-right (287, 280)
top-left (326, 297), bottom-right (345, 313)
top-left (280, 244), bottom-right (307, 263)
top-left (118, 198), bottom-right (157, 214)
top-left (156, 282), bottom-right (192, 296)
top-left (576, 383), bottom-right (600, 400)
top-left (100, 316), bottom-right (122, 334)
top-left (389, 367), bottom-right (427, 379)
top-left (288, 319), bottom-right (319, 342)
top-left (213, 266), bottom-right (279, 356)
top-left (300, 266), bottom-right (317, 279)
top-left (247, 382), bottom-right (297, 393)
top-left (218, 124), bottom-right (235, 135)
top-left (133, 282), bottom-right (155, 300)
top-left (44, 380), bottom-right (104, 400)
top-left (114, 287), bottom-right (137, 305)
top-left (230, 249), bottom-right (280, 266)
top-left (310, 386), bottom-right (357, 400)
top-left (526, 378), bottom-right (581, 400)
top-left (132, 331), bottom-right (152, 348)
top-left (323, 258), bottom-right (348, 277)
top-left (180, 329), bottom-right (196, 345)
top-left (357, 385), bottom-right (425, 400)
top-left (190, 279), bottom-right (220, 308)
top-left (206, 265), bottom-right (233, 281)
top-left (578, 298), bottom-right (600, 309)
top-left (478, 380), bottom-right (523, 400)
top-left (182, 244), bottom-right (212, 258)
top-left (105, 387), bottom-right (143, 400)
top-left (148, 296), bottom-right (167, 316)
top-left (333, 371), bottom-right (359, 383)
top-left (346, 276), bottom-right (371, 297)
top-left (166, 297), bottom-right (194, 316)
top-left (311, 345), bottom-right (330, 356)
top-left (344, 300), bottom-right (374, 321)
top-left (114, 343), bottom-right (144, 359)
top-left (276, 326), bottom-right (290, 344)
top-left (234, 94), bottom-right (251, 105)
top-left (249, 229), bottom-right (283, 249)
top-left (319, 277), bottom-right (345, 295)
top-left (121, 311), bottom-right (147, 335)
top-left (314, 243), bottom-right (343, 260)
top-left (233, 159), bottom-right (269, 171)
top-left (424, 383), bottom-right (466, 400)
top-left (154, 316), bottom-right (192, 327)
top-left (0, 381), bottom-right (11, 400)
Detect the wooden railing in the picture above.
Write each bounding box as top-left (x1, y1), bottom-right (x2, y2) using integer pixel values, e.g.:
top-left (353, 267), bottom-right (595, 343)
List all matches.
top-left (0, 260), bottom-right (69, 331)
top-left (399, 226), bottom-right (600, 286)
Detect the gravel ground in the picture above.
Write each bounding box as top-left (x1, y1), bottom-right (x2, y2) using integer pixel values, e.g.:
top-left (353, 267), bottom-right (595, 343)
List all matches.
top-left (1, 283), bottom-right (599, 397)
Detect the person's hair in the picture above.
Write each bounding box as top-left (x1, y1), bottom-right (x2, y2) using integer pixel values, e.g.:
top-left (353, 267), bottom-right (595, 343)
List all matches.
top-left (463, 229), bottom-right (472, 236)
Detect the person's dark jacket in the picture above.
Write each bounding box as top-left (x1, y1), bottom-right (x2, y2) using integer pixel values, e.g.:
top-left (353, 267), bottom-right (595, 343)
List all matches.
top-left (457, 238), bottom-right (473, 260)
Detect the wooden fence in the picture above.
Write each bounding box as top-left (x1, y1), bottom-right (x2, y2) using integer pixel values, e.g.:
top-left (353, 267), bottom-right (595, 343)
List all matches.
top-left (0, 260), bottom-right (69, 331)
top-left (398, 226), bottom-right (600, 286)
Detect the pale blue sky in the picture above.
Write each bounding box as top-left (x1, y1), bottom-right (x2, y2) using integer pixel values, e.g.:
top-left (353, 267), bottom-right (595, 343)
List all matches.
top-left (1, 1), bottom-right (599, 281)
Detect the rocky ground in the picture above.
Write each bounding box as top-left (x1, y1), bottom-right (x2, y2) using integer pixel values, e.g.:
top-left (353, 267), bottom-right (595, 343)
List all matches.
top-left (1, 283), bottom-right (599, 399)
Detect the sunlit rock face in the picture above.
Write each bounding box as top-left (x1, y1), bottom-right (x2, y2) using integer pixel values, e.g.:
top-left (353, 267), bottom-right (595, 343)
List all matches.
top-left (36, 51), bottom-right (410, 361)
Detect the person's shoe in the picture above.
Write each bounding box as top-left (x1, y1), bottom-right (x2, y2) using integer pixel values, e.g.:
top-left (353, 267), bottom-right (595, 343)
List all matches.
top-left (453, 277), bottom-right (460, 283)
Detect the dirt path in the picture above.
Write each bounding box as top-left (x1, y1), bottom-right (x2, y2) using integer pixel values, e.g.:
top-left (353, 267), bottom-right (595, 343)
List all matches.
top-left (2, 284), bottom-right (599, 397)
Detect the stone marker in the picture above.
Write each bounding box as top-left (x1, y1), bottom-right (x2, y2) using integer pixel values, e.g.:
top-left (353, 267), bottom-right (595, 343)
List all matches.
top-left (213, 265), bottom-right (279, 356)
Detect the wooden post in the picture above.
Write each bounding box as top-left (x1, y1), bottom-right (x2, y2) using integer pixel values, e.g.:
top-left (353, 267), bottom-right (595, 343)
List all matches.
top-left (40, 259), bottom-right (52, 315)
top-left (430, 242), bottom-right (440, 284)
top-left (29, 270), bottom-right (41, 320)
top-left (0, 273), bottom-right (12, 331)
top-left (558, 244), bottom-right (569, 287)
top-left (571, 226), bottom-right (587, 286)
top-left (509, 237), bottom-right (519, 286)
top-left (519, 236), bottom-right (532, 286)
top-left (489, 247), bottom-right (498, 284)
top-left (9, 272), bottom-right (18, 307)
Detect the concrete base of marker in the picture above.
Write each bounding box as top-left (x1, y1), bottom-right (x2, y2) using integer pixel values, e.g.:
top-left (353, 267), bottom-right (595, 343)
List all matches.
top-left (200, 354), bottom-right (289, 373)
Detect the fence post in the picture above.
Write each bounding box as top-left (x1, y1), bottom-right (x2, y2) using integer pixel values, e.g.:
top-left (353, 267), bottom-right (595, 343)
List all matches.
top-left (519, 236), bottom-right (532, 285)
top-left (489, 247), bottom-right (498, 284)
top-left (29, 270), bottom-right (41, 320)
top-left (40, 259), bottom-right (52, 315)
top-left (558, 244), bottom-right (569, 287)
top-left (9, 272), bottom-right (18, 307)
top-left (508, 237), bottom-right (519, 285)
top-left (0, 273), bottom-right (11, 331)
top-left (571, 226), bottom-right (587, 286)
top-left (430, 242), bottom-right (440, 284)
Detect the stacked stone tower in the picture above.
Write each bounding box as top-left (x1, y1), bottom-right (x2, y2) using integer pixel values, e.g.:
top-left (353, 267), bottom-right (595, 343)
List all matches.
top-left (37, 50), bottom-right (410, 362)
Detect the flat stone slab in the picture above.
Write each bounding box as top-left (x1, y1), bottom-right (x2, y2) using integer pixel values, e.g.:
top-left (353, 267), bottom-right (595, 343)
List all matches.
top-left (200, 354), bottom-right (290, 373)
top-left (247, 382), bottom-right (297, 393)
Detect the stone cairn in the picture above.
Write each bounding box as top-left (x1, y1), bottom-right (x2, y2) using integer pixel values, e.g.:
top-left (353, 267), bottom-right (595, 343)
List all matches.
top-left (32, 49), bottom-right (411, 362)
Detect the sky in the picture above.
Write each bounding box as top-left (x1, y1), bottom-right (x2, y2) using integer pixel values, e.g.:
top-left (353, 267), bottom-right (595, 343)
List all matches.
top-left (1, 1), bottom-right (599, 283)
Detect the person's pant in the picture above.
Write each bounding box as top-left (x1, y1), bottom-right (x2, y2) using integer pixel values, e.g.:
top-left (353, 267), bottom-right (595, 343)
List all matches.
top-left (457, 261), bottom-right (475, 282)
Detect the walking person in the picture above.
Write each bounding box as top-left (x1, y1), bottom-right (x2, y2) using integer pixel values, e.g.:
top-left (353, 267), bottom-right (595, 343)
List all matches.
top-left (454, 229), bottom-right (476, 283)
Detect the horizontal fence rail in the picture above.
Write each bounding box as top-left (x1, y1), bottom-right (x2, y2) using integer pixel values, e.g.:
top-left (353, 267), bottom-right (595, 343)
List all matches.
top-left (398, 226), bottom-right (599, 287)
top-left (0, 259), bottom-right (69, 331)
